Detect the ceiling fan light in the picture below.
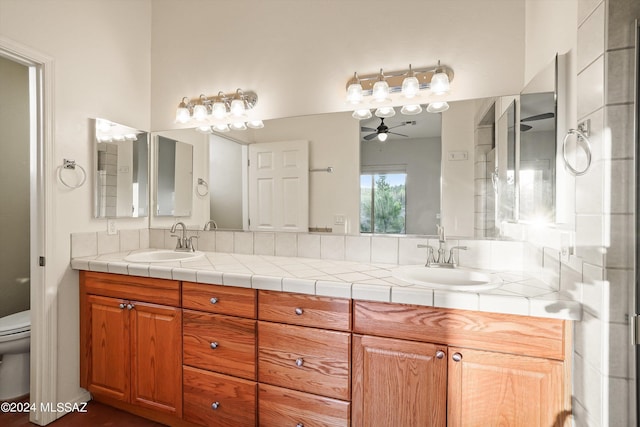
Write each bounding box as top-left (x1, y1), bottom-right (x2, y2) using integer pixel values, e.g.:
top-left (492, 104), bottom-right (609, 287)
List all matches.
top-left (426, 101), bottom-right (449, 113)
top-left (352, 109), bottom-right (372, 119)
top-left (401, 104), bottom-right (422, 115)
top-left (247, 120), bottom-right (264, 129)
top-left (377, 132), bottom-right (388, 142)
top-left (430, 71), bottom-right (450, 95)
top-left (375, 106), bottom-right (396, 118)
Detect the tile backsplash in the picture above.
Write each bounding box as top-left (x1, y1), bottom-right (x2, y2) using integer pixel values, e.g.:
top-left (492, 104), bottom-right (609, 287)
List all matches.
top-left (72, 228), bottom-right (527, 272)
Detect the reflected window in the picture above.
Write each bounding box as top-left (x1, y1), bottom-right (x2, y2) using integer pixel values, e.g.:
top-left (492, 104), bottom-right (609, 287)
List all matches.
top-left (360, 173), bottom-right (406, 234)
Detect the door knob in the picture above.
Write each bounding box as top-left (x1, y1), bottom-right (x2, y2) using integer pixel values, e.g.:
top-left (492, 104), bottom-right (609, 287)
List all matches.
top-left (452, 353), bottom-right (463, 362)
top-left (435, 350), bottom-right (445, 359)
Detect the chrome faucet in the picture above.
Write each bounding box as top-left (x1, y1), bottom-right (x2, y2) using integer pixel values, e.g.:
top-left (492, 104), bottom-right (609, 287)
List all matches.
top-left (417, 226), bottom-right (468, 268)
top-left (203, 220), bottom-right (218, 231)
top-left (170, 222), bottom-right (196, 252)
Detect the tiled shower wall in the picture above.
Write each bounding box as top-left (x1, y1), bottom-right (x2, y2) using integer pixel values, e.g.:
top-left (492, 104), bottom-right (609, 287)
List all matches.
top-left (571, 0), bottom-right (638, 425)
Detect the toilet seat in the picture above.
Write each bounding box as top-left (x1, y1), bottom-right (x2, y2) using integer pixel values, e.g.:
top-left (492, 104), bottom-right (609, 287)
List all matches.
top-left (0, 310), bottom-right (30, 337)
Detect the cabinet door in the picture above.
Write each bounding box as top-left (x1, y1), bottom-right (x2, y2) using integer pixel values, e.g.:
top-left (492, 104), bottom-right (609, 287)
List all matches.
top-left (86, 294), bottom-right (130, 402)
top-left (352, 334), bottom-right (447, 427)
top-left (448, 347), bottom-right (565, 427)
top-left (130, 301), bottom-right (182, 417)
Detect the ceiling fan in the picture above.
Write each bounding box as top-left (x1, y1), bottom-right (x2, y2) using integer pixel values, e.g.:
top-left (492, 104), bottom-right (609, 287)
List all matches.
top-left (361, 118), bottom-right (409, 141)
top-left (520, 112), bottom-right (554, 131)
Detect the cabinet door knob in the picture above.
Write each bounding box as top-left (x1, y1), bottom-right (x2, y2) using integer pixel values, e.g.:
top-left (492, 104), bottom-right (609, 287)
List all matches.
top-left (295, 357), bottom-right (304, 367)
top-left (436, 350), bottom-right (445, 359)
top-left (295, 307), bottom-right (304, 315)
top-left (452, 353), bottom-right (463, 362)
top-left (210, 342), bottom-right (219, 349)
top-left (211, 401), bottom-right (220, 410)
top-left (119, 303), bottom-right (126, 309)
top-left (126, 303), bottom-right (135, 310)
top-left (210, 297), bottom-right (218, 304)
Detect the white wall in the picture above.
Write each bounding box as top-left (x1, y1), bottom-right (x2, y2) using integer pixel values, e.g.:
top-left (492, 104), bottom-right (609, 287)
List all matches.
top-left (0, 0), bottom-right (152, 410)
top-left (441, 101), bottom-right (476, 236)
top-left (149, 0), bottom-right (525, 130)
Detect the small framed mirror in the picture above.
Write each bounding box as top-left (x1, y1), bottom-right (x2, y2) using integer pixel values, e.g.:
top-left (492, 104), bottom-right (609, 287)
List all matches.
top-left (154, 135), bottom-right (193, 217)
top-left (93, 118), bottom-right (149, 218)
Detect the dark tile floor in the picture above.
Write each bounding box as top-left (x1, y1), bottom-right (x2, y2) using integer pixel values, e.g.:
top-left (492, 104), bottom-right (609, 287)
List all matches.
top-left (1, 399), bottom-right (165, 427)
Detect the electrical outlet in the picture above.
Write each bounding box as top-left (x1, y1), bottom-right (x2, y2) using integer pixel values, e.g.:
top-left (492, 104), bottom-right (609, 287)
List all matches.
top-left (107, 219), bottom-right (117, 235)
top-left (560, 232), bottom-right (572, 262)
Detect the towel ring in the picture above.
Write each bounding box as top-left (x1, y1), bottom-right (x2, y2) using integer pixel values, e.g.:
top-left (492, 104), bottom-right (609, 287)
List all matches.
top-left (562, 128), bottom-right (592, 176)
top-left (196, 178), bottom-right (209, 196)
top-left (57, 159), bottom-right (87, 189)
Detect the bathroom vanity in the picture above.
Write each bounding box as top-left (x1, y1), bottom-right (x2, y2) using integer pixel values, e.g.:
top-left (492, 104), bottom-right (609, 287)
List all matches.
top-left (76, 254), bottom-right (574, 427)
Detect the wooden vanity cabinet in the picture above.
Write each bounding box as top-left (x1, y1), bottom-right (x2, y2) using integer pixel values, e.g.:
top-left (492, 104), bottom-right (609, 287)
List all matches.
top-left (352, 300), bottom-right (572, 427)
top-left (79, 271), bottom-right (182, 420)
top-left (257, 290), bottom-right (352, 426)
top-left (181, 282), bottom-right (257, 427)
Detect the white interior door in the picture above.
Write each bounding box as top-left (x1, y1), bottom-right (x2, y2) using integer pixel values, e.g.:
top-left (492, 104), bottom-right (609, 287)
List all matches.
top-left (248, 140), bottom-right (309, 232)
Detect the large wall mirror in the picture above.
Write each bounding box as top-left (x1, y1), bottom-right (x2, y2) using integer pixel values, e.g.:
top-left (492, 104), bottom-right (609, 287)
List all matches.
top-left (518, 54), bottom-right (559, 223)
top-left (93, 118), bottom-right (149, 218)
top-left (154, 135), bottom-right (193, 217)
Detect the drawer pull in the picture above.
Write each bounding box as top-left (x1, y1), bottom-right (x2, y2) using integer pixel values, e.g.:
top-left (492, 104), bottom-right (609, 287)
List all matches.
top-left (210, 342), bottom-right (219, 349)
top-left (126, 303), bottom-right (135, 310)
top-left (436, 350), bottom-right (445, 359)
top-left (295, 357), bottom-right (304, 367)
top-left (211, 401), bottom-right (220, 410)
top-left (297, 424), bottom-right (304, 427)
top-left (294, 307), bottom-right (304, 315)
top-left (210, 297), bottom-right (218, 304)
top-left (119, 303), bottom-right (126, 309)
top-left (452, 353), bottom-right (463, 362)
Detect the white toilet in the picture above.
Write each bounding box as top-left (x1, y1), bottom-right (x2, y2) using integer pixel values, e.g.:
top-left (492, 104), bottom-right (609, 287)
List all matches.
top-left (0, 310), bottom-right (30, 400)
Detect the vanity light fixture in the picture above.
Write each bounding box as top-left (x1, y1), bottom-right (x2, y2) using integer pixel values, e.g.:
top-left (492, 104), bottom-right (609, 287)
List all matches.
top-left (346, 72), bottom-right (364, 104)
top-left (175, 88), bottom-right (263, 132)
top-left (346, 61), bottom-right (454, 119)
top-left (426, 101), bottom-right (449, 113)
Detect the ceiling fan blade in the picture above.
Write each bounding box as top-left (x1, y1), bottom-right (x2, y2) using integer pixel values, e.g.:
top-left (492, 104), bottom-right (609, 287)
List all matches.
top-left (520, 123), bottom-right (532, 132)
top-left (387, 123), bottom-right (407, 130)
top-left (361, 126), bottom-right (377, 132)
top-left (364, 133), bottom-right (379, 140)
top-left (521, 112), bottom-right (554, 122)
top-left (388, 132), bottom-right (409, 137)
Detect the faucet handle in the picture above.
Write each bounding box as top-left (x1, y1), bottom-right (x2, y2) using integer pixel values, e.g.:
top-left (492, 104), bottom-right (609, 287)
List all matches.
top-left (447, 246), bottom-right (468, 265)
top-left (418, 244), bottom-right (436, 266)
top-left (186, 236), bottom-right (199, 252)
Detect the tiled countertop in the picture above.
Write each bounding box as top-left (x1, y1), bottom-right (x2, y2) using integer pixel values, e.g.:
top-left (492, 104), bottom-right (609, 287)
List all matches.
top-left (71, 249), bottom-right (582, 321)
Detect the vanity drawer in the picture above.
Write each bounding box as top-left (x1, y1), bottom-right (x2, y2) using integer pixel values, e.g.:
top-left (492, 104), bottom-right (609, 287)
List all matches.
top-left (353, 300), bottom-right (568, 360)
top-left (259, 383), bottom-right (350, 427)
top-left (258, 290), bottom-right (351, 331)
top-left (183, 281), bottom-right (256, 318)
top-left (183, 366), bottom-right (256, 427)
top-left (183, 310), bottom-right (257, 380)
top-left (258, 322), bottom-right (351, 400)
top-left (81, 271), bottom-right (180, 306)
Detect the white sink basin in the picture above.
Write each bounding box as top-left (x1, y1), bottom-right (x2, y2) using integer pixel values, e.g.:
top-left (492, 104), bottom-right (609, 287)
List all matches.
top-left (392, 265), bottom-right (501, 291)
top-left (124, 250), bottom-right (205, 263)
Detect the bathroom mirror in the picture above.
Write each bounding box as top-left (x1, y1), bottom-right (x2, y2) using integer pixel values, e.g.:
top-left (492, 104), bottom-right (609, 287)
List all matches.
top-left (154, 135), bottom-right (193, 216)
top-left (93, 118), bottom-right (149, 218)
top-left (496, 100), bottom-right (517, 224)
top-left (518, 54), bottom-right (558, 223)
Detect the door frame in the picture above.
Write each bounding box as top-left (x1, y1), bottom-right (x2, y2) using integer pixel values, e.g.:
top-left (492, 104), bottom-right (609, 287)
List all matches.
top-left (0, 36), bottom-right (57, 425)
